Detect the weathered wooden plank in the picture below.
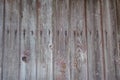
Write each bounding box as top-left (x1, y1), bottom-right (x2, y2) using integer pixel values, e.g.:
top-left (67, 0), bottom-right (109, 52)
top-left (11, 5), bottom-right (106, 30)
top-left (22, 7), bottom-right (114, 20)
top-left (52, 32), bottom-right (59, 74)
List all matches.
top-left (0, 0), bottom-right (4, 80)
top-left (52, 0), bottom-right (70, 80)
top-left (69, 0), bottom-right (88, 80)
top-left (92, 0), bottom-right (105, 80)
top-left (2, 0), bottom-right (20, 80)
top-left (116, 0), bottom-right (120, 79)
top-left (101, 0), bottom-right (117, 80)
top-left (36, 0), bottom-right (53, 80)
top-left (20, 0), bottom-right (36, 80)
top-left (86, 0), bottom-right (96, 80)
top-left (86, 0), bottom-right (106, 80)
top-left (116, 0), bottom-right (120, 36)
top-left (0, 0), bottom-right (119, 80)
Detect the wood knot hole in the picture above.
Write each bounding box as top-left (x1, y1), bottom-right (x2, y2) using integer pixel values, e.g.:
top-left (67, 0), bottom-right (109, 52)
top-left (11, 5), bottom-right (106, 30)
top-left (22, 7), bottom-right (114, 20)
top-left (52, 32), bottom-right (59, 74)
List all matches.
top-left (22, 56), bottom-right (27, 62)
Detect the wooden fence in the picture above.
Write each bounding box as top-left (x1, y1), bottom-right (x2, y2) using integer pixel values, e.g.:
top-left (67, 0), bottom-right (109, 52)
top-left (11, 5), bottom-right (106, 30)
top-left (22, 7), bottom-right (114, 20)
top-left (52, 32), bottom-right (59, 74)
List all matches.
top-left (0, 0), bottom-right (120, 80)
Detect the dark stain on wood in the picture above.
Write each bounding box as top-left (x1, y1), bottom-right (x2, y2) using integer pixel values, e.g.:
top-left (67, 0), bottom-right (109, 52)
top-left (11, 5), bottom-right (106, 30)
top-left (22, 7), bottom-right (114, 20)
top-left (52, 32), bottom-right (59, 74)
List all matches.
top-left (65, 30), bottom-right (67, 36)
top-left (37, 0), bottom-right (41, 9)
top-left (89, 31), bottom-right (92, 35)
top-left (7, 29), bottom-right (9, 34)
top-left (31, 30), bottom-right (34, 35)
top-left (49, 30), bottom-right (50, 35)
top-left (80, 31), bottom-right (83, 36)
top-left (14, 29), bottom-right (17, 39)
top-left (57, 30), bottom-right (59, 36)
top-left (74, 30), bottom-right (76, 36)
top-left (23, 29), bottom-right (26, 38)
top-left (40, 30), bottom-right (42, 36)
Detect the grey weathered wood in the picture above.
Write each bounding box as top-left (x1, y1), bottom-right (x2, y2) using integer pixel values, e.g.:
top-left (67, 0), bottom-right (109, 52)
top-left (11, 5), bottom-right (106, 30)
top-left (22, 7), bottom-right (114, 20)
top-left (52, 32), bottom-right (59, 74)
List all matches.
top-left (86, 0), bottom-right (97, 80)
top-left (101, 0), bottom-right (117, 80)
top-left (36, 0), bottom-right (53, 80)
top-left (69, 0), bottom-right (88, 80)
top-left (0, 0), bottom-right (4, 80)
top-left (116, 0), bottom-right (120, 36)
top-left (52, 0), bottom-right (70, 80)
top-left (20, 0), bottom-right (36, 80)
top-left (0, 0), bottom-right (119, 80)
top-left (86, 0), bottom-right (106, 80)
top-left (3, 0), bottom-right (20, 80)
top-left (116, 0), bottom-right (120, 79)
top-left (86, 0), bottom-right (96, 80)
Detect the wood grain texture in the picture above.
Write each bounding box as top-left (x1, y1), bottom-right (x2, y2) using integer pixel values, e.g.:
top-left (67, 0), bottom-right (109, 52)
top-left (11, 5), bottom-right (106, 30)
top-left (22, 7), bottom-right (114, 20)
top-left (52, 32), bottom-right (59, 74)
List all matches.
top-left (86, 0), bottom-right (105, 80)
top-left (86, 0), bottom-right (98, 80)
top-left (20, 0), bottom-right (36, 80)
top-left (101, 0), bottom-right (117, 80)
top-left (0, 0), bottom-right (119, 80)
top-left (116, 0), bottom-right (120, 79)
top-left (36, 0), bottom-right (53, 80)
top-left (52, 0), bottom-right (70, 80)
top-left (0, 0), bottom-right (4, 80)
top-left (69, 0), bottom-right (87, 80)
top-left (2, 0), bottom-right (20, 80)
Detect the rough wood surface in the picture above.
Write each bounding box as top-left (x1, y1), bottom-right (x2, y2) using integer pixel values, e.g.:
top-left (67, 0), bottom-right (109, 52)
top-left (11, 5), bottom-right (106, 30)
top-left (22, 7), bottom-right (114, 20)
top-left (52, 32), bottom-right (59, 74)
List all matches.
top-left (36, 0), bottom-right (53, 80)
top-left (116, 0), bottom-right (120, 79)
top-left (2, 0), bottom-right (20, 80)
top-left (0, 0), bottom-right (4, 80)
top-left (102, 0), bottom-right (117, 80)
top-left (93, 0), bottom-right (105, 80)
top-left (0, 0), bottom-right (119, 80)
top-left (52, 0), bottom-right (70, 80)
top-left (20, 0), bottom-right (37, 80)
top-left (69, 0), bottom-right (87, 80)
top-left (86, 0), bottom-right (105, 80)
